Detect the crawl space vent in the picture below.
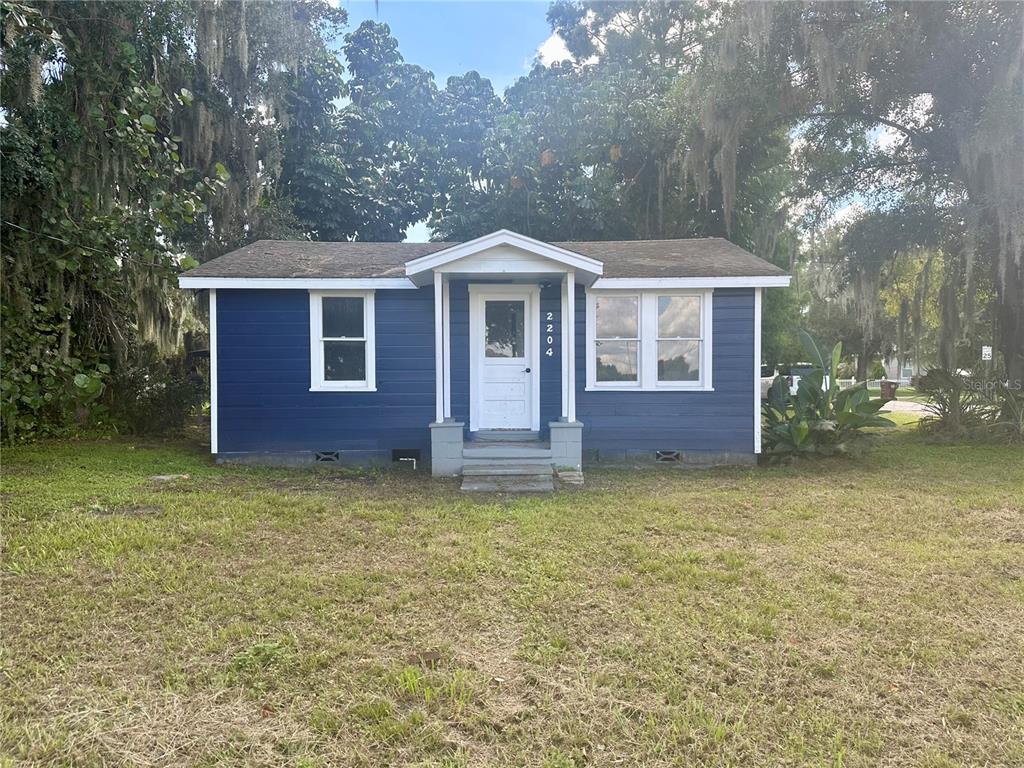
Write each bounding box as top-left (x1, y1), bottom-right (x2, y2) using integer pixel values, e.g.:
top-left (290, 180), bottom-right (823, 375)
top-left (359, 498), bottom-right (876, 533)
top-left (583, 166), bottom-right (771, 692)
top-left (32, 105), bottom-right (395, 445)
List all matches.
top-left (655, 450), bottom-right (681, 463)
top-left (314, 450), bottom-right (340, 463)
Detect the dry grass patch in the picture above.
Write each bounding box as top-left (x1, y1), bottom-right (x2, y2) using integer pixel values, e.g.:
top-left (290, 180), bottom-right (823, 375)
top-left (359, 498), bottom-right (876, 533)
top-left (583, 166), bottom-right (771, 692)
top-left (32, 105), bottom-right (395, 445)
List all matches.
top-left (2, 434), bottom-right (1023, 767)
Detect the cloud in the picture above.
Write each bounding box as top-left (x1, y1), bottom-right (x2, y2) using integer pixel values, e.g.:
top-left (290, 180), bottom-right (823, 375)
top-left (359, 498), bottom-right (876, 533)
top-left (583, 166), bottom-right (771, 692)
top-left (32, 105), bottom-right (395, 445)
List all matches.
top-left (534, 32), bottom-right (572, 66)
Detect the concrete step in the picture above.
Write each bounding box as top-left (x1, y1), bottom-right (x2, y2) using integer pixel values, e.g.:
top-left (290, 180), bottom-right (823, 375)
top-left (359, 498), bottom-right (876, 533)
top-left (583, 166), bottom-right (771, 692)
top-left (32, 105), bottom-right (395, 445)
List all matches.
top-left (470, 430), bottom-right (540, 442)
top-left (462, 463), bottom-right (554, 477)
top-left (462, 445), bottom-right (552, 460)
top-left (461, 475), bottom-right (555, 493)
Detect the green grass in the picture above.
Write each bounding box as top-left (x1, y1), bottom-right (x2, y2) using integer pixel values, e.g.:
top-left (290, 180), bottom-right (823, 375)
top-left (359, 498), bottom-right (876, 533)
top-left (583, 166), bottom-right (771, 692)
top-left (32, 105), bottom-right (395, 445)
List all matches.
top-left (2, 433), bottom-right (1023, 767)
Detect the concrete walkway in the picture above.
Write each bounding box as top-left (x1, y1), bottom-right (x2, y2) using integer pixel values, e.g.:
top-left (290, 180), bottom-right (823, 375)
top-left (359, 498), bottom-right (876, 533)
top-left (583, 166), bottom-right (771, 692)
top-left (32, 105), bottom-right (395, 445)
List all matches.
top-left (881, 399), bottom-right (930, 416)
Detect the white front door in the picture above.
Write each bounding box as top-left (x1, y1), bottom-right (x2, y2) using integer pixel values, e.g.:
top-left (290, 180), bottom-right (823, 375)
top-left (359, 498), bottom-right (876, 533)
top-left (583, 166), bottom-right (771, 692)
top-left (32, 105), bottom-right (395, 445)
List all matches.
top-left (470, 286), bottom-right (539, 431)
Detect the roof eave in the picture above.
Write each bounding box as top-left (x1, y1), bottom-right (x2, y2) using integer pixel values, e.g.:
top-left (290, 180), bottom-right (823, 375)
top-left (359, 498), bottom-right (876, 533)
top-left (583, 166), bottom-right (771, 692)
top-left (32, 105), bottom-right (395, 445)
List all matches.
top-left (177, 276), bottom-right (419, 290)
top-left (590, 275), bottom-right (792, 289)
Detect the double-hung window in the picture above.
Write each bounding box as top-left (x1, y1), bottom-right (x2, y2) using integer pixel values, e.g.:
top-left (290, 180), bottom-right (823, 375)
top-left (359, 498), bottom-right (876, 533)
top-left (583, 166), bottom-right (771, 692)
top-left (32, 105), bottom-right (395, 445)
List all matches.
top-left (309, 291), bottom-right (376, 391)
top-left (593, 295), bottom-right (640, 385)
top-left (587, 290), bottom-right (712, 391)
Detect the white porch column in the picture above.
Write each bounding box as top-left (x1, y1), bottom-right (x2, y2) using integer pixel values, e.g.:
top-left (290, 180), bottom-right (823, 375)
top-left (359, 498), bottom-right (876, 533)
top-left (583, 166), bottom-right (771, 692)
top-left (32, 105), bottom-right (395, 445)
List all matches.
top-left (560, 276), bottom-right (570, 419)
top-left (434, 271), bottom-right (444, 423)
top-left (208, 288), bottom-right (218, 455)
top-left (566, 271), bottom-right (576, 422)
top-left (442, 275), bottom-right (451, 419)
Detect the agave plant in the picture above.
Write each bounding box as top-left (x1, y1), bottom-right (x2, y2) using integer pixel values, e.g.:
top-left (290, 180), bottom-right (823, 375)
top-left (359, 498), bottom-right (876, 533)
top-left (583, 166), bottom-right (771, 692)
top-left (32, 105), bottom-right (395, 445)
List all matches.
top-left (762, 331), bottom-right (895, 458)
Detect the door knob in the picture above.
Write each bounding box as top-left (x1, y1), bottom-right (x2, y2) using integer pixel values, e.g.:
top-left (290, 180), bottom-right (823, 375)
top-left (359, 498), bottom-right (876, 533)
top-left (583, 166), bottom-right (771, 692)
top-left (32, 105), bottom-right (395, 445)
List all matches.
top-left (523, 367), bottom-right (531, 373)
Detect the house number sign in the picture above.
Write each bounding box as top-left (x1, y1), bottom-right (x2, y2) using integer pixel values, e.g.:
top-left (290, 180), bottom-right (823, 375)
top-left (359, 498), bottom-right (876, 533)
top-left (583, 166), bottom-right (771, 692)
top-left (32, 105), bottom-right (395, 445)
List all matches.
top-left (545, 311), bottom-right (555, 356)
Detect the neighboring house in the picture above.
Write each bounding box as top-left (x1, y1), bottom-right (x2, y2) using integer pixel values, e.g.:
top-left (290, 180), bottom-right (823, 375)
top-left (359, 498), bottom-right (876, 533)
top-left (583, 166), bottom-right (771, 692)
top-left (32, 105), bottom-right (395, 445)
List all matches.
top-left (179, 229), bottom-right (790, 483)
top-left (883, 357), bottom-right (928, 386)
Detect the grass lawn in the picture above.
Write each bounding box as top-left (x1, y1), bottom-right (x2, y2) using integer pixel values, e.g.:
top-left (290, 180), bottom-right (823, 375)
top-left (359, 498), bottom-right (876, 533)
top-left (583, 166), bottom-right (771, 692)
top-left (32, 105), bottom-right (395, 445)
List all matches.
top-left (2, 432), bottom-right (1022, 767)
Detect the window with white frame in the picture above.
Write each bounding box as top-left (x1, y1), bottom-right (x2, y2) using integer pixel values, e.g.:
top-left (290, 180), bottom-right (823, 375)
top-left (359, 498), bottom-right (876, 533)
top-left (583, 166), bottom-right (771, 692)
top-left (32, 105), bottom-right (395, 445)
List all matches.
top-left (593, 294), bottom-right (640, 384)
top-left (587, 290), bottom-right (712, 391)
top-left (309, 291), bottom-right (376, 391)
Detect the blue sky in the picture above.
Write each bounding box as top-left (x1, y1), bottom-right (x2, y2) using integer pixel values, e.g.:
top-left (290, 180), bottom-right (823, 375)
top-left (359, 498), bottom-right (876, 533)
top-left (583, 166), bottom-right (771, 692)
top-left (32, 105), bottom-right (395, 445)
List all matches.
top-left (337, 1), bottom-right (563, 94)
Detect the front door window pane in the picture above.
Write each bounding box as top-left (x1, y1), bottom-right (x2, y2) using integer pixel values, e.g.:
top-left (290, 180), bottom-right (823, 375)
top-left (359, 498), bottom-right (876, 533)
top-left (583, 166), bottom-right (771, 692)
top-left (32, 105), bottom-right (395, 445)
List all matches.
top-left (324, 341), bottom-right (366, 381)
top-left (485, 300), bottom-right (525, 358)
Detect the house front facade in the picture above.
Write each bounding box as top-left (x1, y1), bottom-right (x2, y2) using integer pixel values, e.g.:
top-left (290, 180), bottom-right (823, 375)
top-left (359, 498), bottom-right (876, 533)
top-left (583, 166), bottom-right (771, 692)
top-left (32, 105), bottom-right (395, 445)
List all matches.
top-left (179, 230), bottom-right (790, 481)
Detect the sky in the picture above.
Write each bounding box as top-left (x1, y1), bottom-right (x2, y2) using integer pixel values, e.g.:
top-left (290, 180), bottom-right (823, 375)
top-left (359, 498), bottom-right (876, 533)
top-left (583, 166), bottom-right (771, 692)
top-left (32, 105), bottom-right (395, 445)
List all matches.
top-left (334, 1), bottom-right (570, 241)
top-left (337, 1), bottom-right (568, 93)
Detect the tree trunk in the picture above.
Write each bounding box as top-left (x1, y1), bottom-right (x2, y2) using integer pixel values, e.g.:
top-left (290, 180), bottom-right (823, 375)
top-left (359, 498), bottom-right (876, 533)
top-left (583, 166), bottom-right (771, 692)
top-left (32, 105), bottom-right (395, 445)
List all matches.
top-left (856, 346), bottom-right (870, 381)
top-left (996, 261), bottom-right (1024, 384)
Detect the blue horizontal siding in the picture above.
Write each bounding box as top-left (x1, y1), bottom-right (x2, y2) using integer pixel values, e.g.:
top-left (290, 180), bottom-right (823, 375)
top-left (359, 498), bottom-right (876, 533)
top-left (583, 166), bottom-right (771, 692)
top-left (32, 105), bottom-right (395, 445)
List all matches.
top-left (575, 286), bottom-right (755, 455)
top-left (216, 288), bottom-right (434, 454)
top-left (214, 282), bottom-right (756, 459)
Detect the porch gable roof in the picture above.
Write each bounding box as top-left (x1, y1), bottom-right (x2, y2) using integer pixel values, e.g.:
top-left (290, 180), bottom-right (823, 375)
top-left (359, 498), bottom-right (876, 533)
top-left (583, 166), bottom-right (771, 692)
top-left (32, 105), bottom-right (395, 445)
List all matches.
top-left (403, 229), bottom-right (603, 286)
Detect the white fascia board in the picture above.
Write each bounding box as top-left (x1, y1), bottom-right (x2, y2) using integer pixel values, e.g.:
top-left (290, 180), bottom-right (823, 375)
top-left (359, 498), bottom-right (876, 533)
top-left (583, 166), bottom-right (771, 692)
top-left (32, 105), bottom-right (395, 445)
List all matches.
top-left (590, 276), bottom-right (791, 289)
top-left (178, 276), bottom-right (418, 290)
top-left (403, 229), bottom-right (604, 278)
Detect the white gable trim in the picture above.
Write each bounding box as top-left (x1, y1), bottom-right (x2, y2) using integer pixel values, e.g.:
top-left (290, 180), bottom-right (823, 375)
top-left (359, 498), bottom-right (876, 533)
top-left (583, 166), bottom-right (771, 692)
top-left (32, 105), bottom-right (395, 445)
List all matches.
top-left (179, 277), bottom-right (417, 290)
top-left (404, 229), bottom-right (603, 281)
top-left (591, 276), bottom-right (791, 289)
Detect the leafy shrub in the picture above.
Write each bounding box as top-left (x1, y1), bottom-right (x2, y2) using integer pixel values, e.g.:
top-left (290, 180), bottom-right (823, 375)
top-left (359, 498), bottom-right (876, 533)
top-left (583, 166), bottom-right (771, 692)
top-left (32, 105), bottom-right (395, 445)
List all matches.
top-left (916, 369), bottom-right (991, 440)
top-left (0, 301), bottom-right (114, 441)
top-left (108, 347), bottom-right (204, 435)
top-left (762, 332), bottom-right (895, 458)
top-left (918, 369), bottom-right (1024, 443)
top-left (991, 383), bottom-right (1024, 443)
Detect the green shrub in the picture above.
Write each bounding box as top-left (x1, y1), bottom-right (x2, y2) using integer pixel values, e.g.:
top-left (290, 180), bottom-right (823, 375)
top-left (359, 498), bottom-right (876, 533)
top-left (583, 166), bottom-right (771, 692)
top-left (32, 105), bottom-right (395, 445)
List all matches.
top-left (916, 369), bottom-right (991, 440)
top-left (108, 347), bottom-right (203, 436)
top-left (991, 382), bottom-right (1024, 443)
top-left (918, 369), bottom-right (1024, 443)
top-left (0, 301), bottom-right (114, 442)
top-left (762, 332), bottom-right (895, 458)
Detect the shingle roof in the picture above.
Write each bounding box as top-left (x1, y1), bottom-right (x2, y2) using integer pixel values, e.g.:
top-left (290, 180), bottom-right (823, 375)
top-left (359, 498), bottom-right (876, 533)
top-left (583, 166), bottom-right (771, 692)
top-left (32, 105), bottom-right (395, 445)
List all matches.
top-left (182, 237), bottom-right (787, 280)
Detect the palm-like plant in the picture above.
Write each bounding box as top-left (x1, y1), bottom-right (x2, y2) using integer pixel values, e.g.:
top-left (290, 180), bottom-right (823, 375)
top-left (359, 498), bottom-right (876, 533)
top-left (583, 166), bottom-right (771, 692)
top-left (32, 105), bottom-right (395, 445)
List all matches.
top-left (762, 331), bottom-right (895, 457)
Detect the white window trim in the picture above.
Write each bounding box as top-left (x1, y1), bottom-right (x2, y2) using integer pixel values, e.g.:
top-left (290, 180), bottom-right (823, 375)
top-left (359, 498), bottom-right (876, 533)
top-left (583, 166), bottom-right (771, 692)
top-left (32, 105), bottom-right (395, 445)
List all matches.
top-left (586, 289), bottom-right (714, 392)
top-left (309, 290), bottom-right (376, 392)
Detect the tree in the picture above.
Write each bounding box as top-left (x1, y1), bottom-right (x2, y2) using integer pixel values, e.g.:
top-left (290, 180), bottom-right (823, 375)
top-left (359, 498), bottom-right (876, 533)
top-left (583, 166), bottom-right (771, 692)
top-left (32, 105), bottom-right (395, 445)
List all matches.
top-left (432, 1), bottom-right (802, 364)
top-left (1, 1), bottom-right (221, 439)
top-left (690, 1), bottom-right (1024, 379)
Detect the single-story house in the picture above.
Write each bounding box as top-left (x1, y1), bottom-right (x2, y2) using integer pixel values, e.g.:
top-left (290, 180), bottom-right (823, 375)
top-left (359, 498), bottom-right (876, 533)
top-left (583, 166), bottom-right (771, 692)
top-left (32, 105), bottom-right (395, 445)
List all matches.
top-left (179, 229), bottom-right (790, 483)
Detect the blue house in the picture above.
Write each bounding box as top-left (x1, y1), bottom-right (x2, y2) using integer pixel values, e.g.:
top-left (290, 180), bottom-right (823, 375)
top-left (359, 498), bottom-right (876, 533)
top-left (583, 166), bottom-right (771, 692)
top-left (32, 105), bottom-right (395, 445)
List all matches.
top-left (179, 230), bottom-right (790, 486)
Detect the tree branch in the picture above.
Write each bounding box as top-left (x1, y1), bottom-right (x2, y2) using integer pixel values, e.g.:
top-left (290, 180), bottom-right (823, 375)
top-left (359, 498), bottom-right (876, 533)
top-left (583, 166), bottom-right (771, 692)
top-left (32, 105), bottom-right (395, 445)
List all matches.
top-left (808, 111), bottom-right (924, 141)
